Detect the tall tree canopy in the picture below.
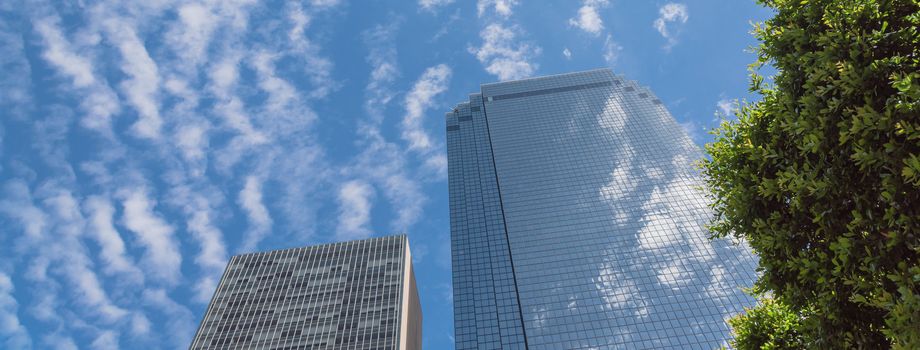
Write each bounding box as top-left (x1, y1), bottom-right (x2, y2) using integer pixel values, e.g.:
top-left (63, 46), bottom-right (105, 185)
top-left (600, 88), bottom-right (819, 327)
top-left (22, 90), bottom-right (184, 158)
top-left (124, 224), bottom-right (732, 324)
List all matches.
top-left (703, 0), bottom-right (920, 348)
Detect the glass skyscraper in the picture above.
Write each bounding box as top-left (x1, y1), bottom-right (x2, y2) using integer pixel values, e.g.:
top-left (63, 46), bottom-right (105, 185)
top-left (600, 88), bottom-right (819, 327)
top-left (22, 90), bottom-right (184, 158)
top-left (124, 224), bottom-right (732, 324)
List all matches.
top-left (446, 69), bottom-right (758, 349)
top-left (189, 235), bottom-right (421, 350)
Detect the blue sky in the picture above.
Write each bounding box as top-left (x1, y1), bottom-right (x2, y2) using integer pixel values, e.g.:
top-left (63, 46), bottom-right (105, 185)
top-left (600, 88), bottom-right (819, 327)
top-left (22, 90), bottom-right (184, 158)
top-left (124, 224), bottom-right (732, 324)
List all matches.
top-left (0, 1), bottom-right (772, 348)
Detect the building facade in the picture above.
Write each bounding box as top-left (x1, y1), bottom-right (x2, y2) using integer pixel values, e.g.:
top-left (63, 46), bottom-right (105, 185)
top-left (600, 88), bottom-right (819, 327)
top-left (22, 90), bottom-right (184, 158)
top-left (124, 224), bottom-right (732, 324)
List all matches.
top-left (446, 69), bottom-right (758, 349)
top-left (189, 235), bottom-right (421, 350)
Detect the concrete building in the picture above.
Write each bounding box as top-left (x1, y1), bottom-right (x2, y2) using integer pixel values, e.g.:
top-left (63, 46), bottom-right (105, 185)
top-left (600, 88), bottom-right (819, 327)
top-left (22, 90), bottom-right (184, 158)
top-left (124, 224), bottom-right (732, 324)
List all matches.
top-left (189, 235), bottom-right (421, 350)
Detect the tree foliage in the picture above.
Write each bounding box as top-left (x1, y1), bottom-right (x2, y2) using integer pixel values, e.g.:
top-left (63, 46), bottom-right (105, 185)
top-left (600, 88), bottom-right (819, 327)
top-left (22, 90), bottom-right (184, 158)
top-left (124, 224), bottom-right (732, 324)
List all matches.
top-left (703, 0), bottom-right (920, 348)
top-left (727, 297), bottom-right (806, 350)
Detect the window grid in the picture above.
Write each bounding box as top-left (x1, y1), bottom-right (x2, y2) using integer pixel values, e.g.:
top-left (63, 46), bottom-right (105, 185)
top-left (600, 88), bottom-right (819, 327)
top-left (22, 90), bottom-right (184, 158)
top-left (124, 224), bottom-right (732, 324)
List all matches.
top-left (447, 69), bottom-right (758, 349)
top-left (189, 235), bottom-right (417, 350)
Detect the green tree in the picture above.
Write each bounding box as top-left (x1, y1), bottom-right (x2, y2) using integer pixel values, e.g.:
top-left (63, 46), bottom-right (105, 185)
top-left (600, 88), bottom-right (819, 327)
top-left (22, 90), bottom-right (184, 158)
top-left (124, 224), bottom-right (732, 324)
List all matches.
top-left (727, 297), bottom-right (806, 350)
top-left (702, 0), bottom-right (920, 348)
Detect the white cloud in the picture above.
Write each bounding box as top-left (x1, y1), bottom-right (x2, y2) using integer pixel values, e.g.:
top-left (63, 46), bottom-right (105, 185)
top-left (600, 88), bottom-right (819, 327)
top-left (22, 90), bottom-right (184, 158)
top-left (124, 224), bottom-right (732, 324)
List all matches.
top-left (163, 77), bottom-right (198, 111)
top-left (470, 24), bottom-right (541, 81)
top-left (130, 312), bottom-right (151, 336)
top-left (411, 243), bottom-right (429, 264)
top-left (103, 18), bottom-right (163, 140)
top-left (569, 0), bottom-right (608, 35)
top-left (166, 3), bottom-right (219, 71)
top-left (163, 74), bottom-right (213, 178)
top-left (272, 145), bottom-right (327, 242)
top-left (368, 60), bottom-right (398, 101)
top-left (90, 330), bottom-right (119, 350)
top-left (419, 0), bottom-right (454, 11)
top-left (288, 2), bottom-right (312, 43)
top-left (562, 47), bottom-right (572, 59)
top-left (142, 289), bottom-right (194, 349)
top-left (167, 185), bottom-right (228, 302)
top-left (83, 196), bottom-right (144, 283)
top-left (29, 288), bottom-right (57, 322)
top-left (0, 272), bottom-right (31, 349)
top-left (251, 51), bottom-right (315, 136)
top-left (34, 19), bottom-right (96, 88)
top-left (173, 122), bottom-right (210, 177)
top-left (208, 54), bottom-right (241, 95)
top-left (653, 3), bottom-right (689, 50)
top-left (0, 180), bottom-right (48, 239)
top-left (2, 181), bottom-right (136, 336)
top-left (717, 98), bottom-right (733, 116)
top-left (401, 65), bottom-right (451, 179)
top-left (252, 53), bottom-right (298, 114)
top-left (43, 334), bottom-right (79, 350)
top-left (186, 209), bottom-right (226, 297)
top-left (336, 180), bottom-right (375, 240)
top-left (354, 21), bottom-right (428, 232)
top-left (680, 120), bottom-right (703, 142)
top-left (64, 261), bottom-right (128, 322)
top-left (34, 17), bottom-right (120, 134)
top-left (383, 175), bottom-right (426, 230)
top-left (430, 9), bottom-right (461, 41)
top-left (311, 0), bottom-right (340, 8)
top-left (341, 142), bottom-right (416, 237)
top-left (24, 256), bottom-right (52, 285)
top-left (171, 3), bottom-right (332, 247)
top-left (121, 189), bottom-right (182, 284)
top-left (4, 1), bottom-right (360, 346)
top-left (212, 102), bottom-right (268, 172)
top-left (0, 22), bottom-right (33, 119)
top-left (477, 0), bottom-right (518, 18)
top-left (424, 153), bottom-right (448, 178)
top-left (603, 33), bottom-right (622, 64)
top-left (285, 2), bottom-right (336, 100)
top-left (41, 190), bottom-right (129, 323)
top-left (403, 64), bottom-right (451, 153)
top-left (245, 4), bottom-right (334, 243)
top-left (207, 53), bottom-right (268, 172)
top-left (364, 22), bottom-right (400, 121)
top-left (238, 176), bottom-right (272, 252)
top-left (2, 2), bottom-right (348, 347)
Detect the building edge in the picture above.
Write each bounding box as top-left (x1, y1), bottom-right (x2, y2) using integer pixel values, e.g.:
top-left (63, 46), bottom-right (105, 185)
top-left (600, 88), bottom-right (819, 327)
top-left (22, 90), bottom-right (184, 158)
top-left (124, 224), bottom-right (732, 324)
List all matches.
top-left (399, 237), bottom-right (422, 350)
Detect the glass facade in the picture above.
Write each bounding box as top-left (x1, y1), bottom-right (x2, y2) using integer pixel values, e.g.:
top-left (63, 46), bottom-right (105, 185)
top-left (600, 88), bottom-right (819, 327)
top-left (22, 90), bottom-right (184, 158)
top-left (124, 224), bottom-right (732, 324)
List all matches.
top-left (189, 235), bottom-right (421, 350)
top-left (447, 69), bottom-right (758, 349)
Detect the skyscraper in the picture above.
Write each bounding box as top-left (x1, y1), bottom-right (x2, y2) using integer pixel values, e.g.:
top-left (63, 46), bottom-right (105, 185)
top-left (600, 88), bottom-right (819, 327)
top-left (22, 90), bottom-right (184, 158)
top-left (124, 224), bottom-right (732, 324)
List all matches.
top-left (447, 69), bottom-right (758, 349)
top-left (189, 235), bottom-right (421, 350)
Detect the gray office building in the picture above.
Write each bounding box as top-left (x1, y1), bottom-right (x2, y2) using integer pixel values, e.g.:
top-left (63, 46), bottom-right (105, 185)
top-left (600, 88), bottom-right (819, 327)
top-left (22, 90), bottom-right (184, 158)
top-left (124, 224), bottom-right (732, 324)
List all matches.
top-left (189, 235), bottom-right (421, 350)
top-left (446, 69), bottom-right (758, 349)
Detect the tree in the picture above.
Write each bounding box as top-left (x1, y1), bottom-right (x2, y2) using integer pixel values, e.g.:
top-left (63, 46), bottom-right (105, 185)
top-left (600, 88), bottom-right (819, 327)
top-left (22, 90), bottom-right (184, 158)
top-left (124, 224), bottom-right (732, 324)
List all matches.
top-left (702, 0), bottom-right (920, 348)
top-left (726, 297), bottom-right (805, 350)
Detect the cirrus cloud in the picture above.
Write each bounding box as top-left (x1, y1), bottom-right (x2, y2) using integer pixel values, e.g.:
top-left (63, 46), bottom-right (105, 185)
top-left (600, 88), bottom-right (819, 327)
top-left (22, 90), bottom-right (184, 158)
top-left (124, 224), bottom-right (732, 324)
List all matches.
top-left (569, 0), bottom-right (609, 35)
top-left (654, 3), bottom-right (689, 50)
top-left (470, 24), bottom-right (541, 81)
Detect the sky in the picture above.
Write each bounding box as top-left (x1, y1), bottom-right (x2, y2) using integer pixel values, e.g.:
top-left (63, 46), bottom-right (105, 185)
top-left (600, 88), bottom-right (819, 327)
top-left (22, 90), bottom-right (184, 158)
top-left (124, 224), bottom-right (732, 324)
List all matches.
top-left (0, 1), bottom-right (774, 349)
